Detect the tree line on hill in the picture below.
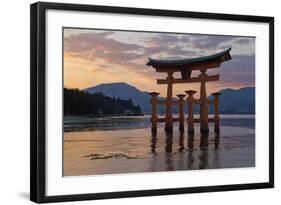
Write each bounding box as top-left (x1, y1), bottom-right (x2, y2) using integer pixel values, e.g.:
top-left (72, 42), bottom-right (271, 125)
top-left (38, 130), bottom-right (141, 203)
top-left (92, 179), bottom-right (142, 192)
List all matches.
top-left (64, 88), bottom-right (142, 116)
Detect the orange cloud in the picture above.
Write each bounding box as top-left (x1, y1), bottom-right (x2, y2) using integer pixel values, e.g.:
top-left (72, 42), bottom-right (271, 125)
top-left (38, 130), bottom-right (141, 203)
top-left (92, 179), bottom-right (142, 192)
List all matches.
top-left (64, 28), bottom-right (255, 96)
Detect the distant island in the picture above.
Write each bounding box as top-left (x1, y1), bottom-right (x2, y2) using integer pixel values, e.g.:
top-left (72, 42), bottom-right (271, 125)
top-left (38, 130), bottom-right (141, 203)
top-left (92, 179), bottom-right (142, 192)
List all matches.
top-left (64, 88), bottom-right (142, 116)
top-left (84, 82), bottom-right (255, 114)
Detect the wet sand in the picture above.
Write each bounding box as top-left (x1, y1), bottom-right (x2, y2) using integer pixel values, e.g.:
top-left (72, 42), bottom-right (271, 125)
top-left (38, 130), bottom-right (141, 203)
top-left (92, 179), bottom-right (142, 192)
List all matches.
top-left (64, 124), bottom-right (255, 176)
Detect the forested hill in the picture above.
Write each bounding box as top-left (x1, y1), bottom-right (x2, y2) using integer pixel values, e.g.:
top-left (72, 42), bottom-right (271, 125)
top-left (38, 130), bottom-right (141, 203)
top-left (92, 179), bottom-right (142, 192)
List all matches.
top-left (84, 82), bottom-right (152, 112)
top-left (64, 88), bottom-right (142, 116)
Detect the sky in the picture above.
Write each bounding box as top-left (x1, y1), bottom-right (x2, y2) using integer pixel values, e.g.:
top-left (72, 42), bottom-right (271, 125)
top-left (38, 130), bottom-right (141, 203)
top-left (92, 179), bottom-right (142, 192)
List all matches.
top-left (64, 28), bottom-right (255, 97)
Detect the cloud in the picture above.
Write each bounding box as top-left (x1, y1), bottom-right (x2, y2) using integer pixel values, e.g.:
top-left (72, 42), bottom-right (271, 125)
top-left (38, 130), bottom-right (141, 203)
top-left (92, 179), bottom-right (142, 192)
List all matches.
top-left (191, 35), bottom-right (234, 49)
top-left (64, 29), bottom-right (255, 92)
top-left (65, 31), bottom-right (142, 53)
top-left (219, 55), bottom-right (255, 86)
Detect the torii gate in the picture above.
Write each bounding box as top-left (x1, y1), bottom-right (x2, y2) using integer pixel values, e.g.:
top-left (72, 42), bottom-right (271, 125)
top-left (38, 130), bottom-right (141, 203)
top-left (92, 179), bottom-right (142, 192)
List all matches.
top-left (146, 48), bottom-right (232, 133)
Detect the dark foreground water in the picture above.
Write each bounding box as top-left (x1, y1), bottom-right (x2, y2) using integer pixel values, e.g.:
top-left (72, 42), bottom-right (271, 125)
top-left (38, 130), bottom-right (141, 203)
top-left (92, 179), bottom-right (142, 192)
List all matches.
top-left (64, 115), bottom-right (255, 176)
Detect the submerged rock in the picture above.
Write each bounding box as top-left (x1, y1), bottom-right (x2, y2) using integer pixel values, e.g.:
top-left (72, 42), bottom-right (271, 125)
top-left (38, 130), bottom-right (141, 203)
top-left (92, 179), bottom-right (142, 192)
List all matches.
top-left (84, 152), bottom-right (138, 160)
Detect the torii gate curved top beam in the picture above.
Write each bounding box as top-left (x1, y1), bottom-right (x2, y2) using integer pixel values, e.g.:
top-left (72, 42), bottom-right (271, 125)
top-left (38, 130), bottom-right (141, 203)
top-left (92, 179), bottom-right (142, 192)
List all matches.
top-left (147, 48), bottom-right (232, 79)
top-left (146, 48), bottom-right (231, 67)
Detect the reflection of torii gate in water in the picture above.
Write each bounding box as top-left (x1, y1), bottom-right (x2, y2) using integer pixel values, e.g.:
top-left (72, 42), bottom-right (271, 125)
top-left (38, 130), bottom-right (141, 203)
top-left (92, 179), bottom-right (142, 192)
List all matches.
top-left (146, 48), bottom-right (232, 133)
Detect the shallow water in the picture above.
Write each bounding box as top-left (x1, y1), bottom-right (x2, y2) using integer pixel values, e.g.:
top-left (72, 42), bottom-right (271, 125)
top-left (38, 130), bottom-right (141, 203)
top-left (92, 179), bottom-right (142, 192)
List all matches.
top-left (64, 114), bottom-right (255, 131)
top-left (64, 121), bottom-right (255, 176)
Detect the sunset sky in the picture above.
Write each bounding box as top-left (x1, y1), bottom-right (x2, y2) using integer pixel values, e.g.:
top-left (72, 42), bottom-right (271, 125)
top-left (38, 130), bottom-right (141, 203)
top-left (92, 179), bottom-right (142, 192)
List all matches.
top-left (64, 28), bottom-right (255, 97)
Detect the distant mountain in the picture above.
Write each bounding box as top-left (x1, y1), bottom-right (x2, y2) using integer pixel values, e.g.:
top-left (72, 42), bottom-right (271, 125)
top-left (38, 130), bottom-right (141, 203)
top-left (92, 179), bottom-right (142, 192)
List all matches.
top-left (209, 87), bottom-right (255, 114)
top-left (84, 83), bottom-right (255, 114)
top-left (84, 83), bottom-right (152, 112)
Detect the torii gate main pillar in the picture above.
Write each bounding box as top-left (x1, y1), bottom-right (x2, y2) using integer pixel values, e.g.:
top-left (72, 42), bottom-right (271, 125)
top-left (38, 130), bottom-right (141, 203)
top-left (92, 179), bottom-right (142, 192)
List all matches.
top-left (199, 69), bottom-right (209, 132)
top-left (165, 72), bottom-right (174, 132)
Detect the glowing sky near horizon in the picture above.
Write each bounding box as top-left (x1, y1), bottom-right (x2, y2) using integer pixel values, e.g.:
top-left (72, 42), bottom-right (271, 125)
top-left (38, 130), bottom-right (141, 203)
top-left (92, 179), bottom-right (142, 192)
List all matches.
top-left (64, 28), bottom-right (255, 97)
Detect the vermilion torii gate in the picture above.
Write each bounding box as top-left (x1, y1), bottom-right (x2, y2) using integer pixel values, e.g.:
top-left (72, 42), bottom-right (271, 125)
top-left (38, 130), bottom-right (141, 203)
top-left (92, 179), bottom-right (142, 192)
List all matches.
top-left (146, 48), bottom-right (232, 133)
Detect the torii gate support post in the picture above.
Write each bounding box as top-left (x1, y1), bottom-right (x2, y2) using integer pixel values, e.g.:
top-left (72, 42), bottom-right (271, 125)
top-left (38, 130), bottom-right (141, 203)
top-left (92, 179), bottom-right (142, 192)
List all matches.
top-left (185, 90), bottom-right (196, 133)
top-left (177, 94), bottom-right (186, 132)
top-left (165, 72), bottom-right (174, 132)
top-left (199, 69), bottom-right (209, 133)
top-left (212, 92), bottom-right (222, 133)
top-left (149, 92), bottom-right (160, 133)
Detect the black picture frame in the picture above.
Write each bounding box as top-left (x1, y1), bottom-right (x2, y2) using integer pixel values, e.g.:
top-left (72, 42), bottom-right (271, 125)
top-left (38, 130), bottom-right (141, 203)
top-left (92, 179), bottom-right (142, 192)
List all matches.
top-left (30, 1), bottom-right (274, 203)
